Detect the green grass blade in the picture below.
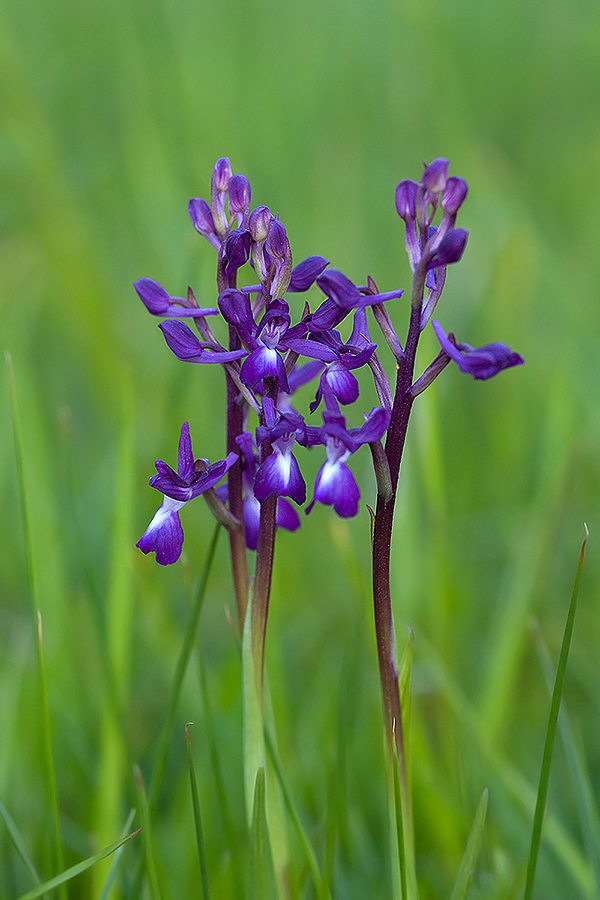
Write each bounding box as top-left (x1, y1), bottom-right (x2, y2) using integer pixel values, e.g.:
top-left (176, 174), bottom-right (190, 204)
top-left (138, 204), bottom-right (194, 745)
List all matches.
top-left (392, 628), bottom-right (418, 900)
top-left (134, 764), bottom-right (162, 900)
top-left (531, 619), bottom-right (600, 897)
top-left (93, 366), bottom-right (135, 895)
top-left (13, 829), bottom-right (140, 900)
top-left (449, 789), bottom-right (489, 900)
top-left (147, 522), bottom-right (221, 811)
top-left (185, 724), bottom-right (211, 900)
top-left (251, 765), bottom-right (278, 900)
top-left (98, 809), bottom-right (137, 900)
top-left (264, 725), bottom-right (331, 900)
top-left (523, 527), bottom-right (588, 900)
top-left (0, 795), bottom-right (45, 896)
top-left (7, 352), bottom-right (66, 896)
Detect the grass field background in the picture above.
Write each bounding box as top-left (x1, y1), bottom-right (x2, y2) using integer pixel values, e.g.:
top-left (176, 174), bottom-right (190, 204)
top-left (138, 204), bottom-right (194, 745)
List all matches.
top-left (1, 0), bottom-right (599, 896)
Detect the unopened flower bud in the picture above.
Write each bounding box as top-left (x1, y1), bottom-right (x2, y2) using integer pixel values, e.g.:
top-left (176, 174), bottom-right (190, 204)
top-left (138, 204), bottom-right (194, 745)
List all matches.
top-left (441, 177), bottom-right (468, 216)
top-left (265, 218), bottom-right (288, 259)
top-left (395, 180), bottom-right (418, 221)
top-left (249, 206), bottom-right (272, 243)
top-left (421, 158), bottom-right (449, 193)
top-left (228, 174), bottom-right (251, 223)
top-left (212, 157), bottom-right (232, 192)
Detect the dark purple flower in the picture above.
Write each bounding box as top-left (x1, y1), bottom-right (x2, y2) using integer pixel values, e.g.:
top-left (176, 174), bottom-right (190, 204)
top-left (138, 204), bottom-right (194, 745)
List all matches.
top-left (239, 301), bottom-right (291, 392)
top-left (134, 278), bottom-right (220, 318)
top-left (159, 319), bottom-right (248, 364)
top-left (137, 423), bottom-right (238, 565)
top-left (425, 228), bottom-right (468, 270)
top-left (432, 320), bottom-right (524, 380)
top-left (287, 256), bottom-right (329, 291)
top-left (310, 270), bottom-right (403, 331)
top-left (221, 431), bottom-right (301, 549)
top-left (303, 406), bottom-right (390, 518)
top-left (286, 308), bottom-right (377, 411)
top-left (228, 174), bottom-right (251, 227)
top-left (188, 198), bottom-right (220, 250)
top-left (223, 228), bottom-right (252, 278)
top-left (253, 409), bottom-right (307, 506)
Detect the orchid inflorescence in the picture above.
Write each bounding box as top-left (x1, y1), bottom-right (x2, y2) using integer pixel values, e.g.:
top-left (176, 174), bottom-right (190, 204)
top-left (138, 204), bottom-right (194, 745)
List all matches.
top-left (136, 156), bottom-right (522, 580)
top-left (134, 156), bottom-right (523, 879)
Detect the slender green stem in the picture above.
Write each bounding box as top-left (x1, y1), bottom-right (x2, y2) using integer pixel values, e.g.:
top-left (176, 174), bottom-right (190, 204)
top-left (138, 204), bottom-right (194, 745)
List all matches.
top-left (147, 523), bottom-right (221, 812)
top-left (7, 353), bottom-right (66, 898)
top-left (523, 528), bottom-right (588, 900)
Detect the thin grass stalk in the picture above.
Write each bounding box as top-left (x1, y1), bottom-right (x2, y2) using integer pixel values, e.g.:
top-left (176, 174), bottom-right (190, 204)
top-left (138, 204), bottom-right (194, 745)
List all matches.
top-left (523, 527), bottom-right (588, 900)
top-left (6, 352), bottom-right (66, 898)
top-left (185, 725), bottom-right (211, 900)
top-left (531, 621), bottom-right (600, 897)
top-left (147, 522), bottom-right (221, 812)
top-left (13, 830), bottom-right (141, 900)
top-left (265, 725), bottom-right (331, 900)
top-left (0, 795), bottom-right (46, 898)
top-left (134, 764), bottom-right (162, 900)
top-left (449, 789), bottom-right (488, 900)
top-left (98, 809), bottom-right (137, 900)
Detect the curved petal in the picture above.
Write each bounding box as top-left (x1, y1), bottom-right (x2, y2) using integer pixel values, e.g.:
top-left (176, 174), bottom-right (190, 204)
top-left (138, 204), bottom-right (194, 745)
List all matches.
top-left (311, 460), bottom-right (360, 518)
top-left (137, 498), bottom-right (186, 565)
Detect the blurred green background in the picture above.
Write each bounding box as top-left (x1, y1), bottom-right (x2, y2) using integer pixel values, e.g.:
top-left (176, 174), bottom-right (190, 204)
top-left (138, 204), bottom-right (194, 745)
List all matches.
top-left (1, 0), bottom-right (599, 896)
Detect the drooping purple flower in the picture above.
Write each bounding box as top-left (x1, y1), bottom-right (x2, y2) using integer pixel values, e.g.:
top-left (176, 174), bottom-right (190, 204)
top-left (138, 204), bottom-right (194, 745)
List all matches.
top-left (287, 256), bottom-right (329, 291)
top-left (137, 423), bottom-right (238, 565)
top-left (286, 308), bottom-right (377, 411)
top-left (431, 320), bottom-right (524, 380)
top-left (303, 406), bottom-right (390, 518)
top-left (188, 198), bottom-right (220, 250)
top-left (159, 320), bottom-right (249, 364)
top-left (254, 409), bottom-right (307, 506)
top-left (134, 278), bottom-right (220, 318)
top-left (217, 431), bottom-right (301, 549)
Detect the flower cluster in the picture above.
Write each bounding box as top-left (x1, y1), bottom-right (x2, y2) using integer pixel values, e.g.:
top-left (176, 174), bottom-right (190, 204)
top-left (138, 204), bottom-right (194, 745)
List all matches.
top-left (136, 157), bottom-right (523, 566)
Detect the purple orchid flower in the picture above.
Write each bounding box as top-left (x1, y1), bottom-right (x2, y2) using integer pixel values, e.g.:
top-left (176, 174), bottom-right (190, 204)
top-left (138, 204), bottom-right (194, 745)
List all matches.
top-left (286, 308), bottom-right (377, 412)
top-left (238, 300), bottom-right (292, 392)
top-left (159, 319), bottom-right (248, 365)
top-left (432, 320), bottom-right (524, 379)
top-left (309, 270), bottom-right (404, 332)
top-left (134, 278), bottom-right (220, 318)
top-left (253, 405), bottom-right (307, 506)
top-left (137, 423), bottom-right (238, 565)
top-left (216, 430), bottom-right (301, 549)
top-left (303, 406), bottom-right (391, 518)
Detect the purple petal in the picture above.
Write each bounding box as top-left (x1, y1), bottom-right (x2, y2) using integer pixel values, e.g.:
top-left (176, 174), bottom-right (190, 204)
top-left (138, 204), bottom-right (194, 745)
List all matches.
top-left (311, 460), bottom-right (360, 518)
top-left (254, 451), bottom-right (306, 505)
top-left (395, 180), bottom-right (418, 221)
top-left (317, 270), bottom-right (363, 308)
top-left (137, 498), bottom-right (186, 565)
top-left (426, 228), bottom-right (468, 269)
top-left (243, 494), bottom-right (261, 551)
top-left (159, 320), bottom-right (248, 364)
top-left (177, 423), bottom-right (194, 480)
top-left (240, 346), bottom-right (289, 392)
top-left (421, 158), bottom-right (449, 193)
top-left (347, 406), bottom-right (391, 445)
top-left (288, 256), bottom-right (330, 291)
top-left (432, 320), bottom-right (524, 380)
top-left (134, 277), bottom-right (219, 318)
top-left (276, 497), bottom-right (301, 533)
top-left (324, 365), bottom-right (359, 405)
